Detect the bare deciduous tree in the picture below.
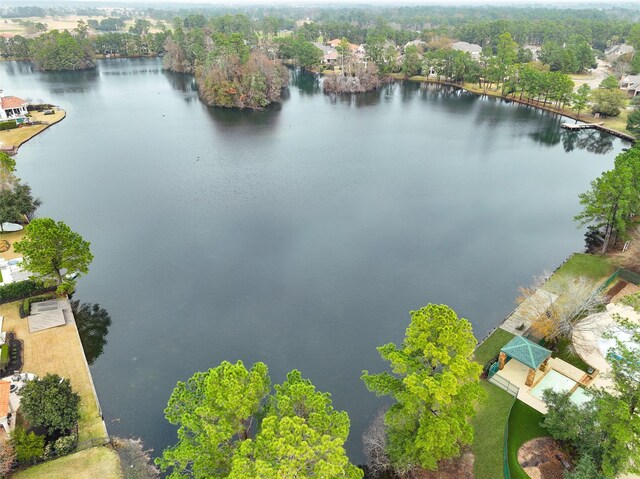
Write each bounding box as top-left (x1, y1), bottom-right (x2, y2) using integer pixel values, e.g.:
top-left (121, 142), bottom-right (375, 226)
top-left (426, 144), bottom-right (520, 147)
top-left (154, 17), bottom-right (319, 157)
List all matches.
top-left (363, 409), bottom-right (391, 477)
top-left (519, 274), bottom-right (606, 345)
top-left (112, 437), bottom-right (160, 479)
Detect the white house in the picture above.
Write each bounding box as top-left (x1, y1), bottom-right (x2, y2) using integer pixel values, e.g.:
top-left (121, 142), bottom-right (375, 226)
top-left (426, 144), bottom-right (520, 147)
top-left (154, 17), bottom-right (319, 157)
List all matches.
top-left (0, 92), bottom-right (28, 120)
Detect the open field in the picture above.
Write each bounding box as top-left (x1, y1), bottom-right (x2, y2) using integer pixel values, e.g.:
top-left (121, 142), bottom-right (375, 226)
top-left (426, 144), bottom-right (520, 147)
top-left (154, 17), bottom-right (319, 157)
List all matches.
top-left (12, 446), bottom-right (122, 479)
top-left (0, 15), bottom-right (159, 37)
top-left (0, 301), bottom-right (107, 441)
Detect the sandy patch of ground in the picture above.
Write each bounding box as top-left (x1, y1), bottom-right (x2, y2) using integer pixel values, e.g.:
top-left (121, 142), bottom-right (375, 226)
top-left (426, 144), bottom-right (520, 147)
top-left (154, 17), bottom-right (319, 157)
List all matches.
top-left (518, 437), bottom-right (571, 479)
top-left (412, 450), bottom-right (475, 479)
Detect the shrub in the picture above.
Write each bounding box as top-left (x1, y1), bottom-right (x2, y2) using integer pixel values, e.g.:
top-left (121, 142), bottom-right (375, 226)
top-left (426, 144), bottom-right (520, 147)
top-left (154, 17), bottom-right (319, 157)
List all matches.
top-left (0, 120), bottom-right (17, 131)
top-left (0, 344), bottom-right (8, 370)
top-left (11, 427), bottom-right (44, 465)
top-left (21, 294), bottom-right (56, 316)
top-left (0, 279), bottom-right (53, 305)
top-left (53, 435), bottom-right (77, 456)
top-left (19, 374), bottom-right (80, 435)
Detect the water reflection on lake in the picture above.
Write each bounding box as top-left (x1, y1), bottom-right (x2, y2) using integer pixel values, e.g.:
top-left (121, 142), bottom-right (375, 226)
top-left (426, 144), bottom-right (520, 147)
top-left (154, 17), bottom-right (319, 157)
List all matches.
top-left (1, 58), bottom-right (630, 463)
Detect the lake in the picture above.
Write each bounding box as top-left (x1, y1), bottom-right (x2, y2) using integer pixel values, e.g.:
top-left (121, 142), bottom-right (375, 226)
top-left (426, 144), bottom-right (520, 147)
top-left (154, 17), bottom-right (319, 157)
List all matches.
top-left (0, 57), bottom-right (629, 463)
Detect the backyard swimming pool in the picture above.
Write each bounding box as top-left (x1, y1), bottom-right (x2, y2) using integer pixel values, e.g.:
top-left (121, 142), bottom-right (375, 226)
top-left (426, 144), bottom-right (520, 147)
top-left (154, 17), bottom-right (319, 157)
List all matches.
top-left (530, 369), bottom-right (592, 406)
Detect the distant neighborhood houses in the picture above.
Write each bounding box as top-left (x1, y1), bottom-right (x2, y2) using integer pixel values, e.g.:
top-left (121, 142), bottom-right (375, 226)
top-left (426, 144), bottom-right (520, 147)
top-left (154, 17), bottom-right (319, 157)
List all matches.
top-left (312, 39), bottom-right (365, 66)
top-left (620, 75), bottom-right (640, 97)
top-left (450, 41), bottom-right (483, 59)
top-left (605, 43), bottom-right (634, 60)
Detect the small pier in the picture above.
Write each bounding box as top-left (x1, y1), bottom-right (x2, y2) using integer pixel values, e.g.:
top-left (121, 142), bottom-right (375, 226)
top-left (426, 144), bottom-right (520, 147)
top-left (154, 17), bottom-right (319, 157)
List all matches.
top-left (561, 121), bottom-right (636, 142)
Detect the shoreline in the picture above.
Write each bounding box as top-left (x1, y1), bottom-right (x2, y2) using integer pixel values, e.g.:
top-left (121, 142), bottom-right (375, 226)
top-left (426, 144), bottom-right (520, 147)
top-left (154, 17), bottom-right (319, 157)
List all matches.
top-left (401, 75), bottom-right (637, 143)
top-left (0, 109), bottom-right (66, 156)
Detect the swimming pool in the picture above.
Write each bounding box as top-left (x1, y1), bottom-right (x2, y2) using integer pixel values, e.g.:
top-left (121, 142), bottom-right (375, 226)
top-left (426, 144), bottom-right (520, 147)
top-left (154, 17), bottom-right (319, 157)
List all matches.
top-left (530, 370), bottom-right (576, 400)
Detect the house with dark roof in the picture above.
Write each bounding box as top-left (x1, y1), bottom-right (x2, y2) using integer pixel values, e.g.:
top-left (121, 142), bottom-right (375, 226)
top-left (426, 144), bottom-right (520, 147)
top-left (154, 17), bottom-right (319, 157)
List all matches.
top-left (0, 92), bottom-right (28, 121)
top-left (605, 44), bottom-right (634, 60)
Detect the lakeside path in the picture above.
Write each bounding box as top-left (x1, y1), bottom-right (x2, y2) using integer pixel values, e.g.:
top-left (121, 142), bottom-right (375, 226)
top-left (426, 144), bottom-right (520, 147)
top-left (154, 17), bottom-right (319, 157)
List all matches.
top-left (0, 300), bottom-right (108, 442)
top-left (0, 109), bottom-right (66, 155)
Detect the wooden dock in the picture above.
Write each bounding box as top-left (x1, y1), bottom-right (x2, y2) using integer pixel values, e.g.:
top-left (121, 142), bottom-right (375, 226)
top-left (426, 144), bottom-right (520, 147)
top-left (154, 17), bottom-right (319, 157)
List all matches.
top-left (561, 121), bottom-right (636, 142)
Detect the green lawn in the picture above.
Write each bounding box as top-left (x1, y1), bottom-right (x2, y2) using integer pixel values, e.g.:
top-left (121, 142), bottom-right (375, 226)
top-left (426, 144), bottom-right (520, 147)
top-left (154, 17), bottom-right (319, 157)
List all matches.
top-left (621, 291), bottom-right (640, 312)
top-left (507, 400), bottom-right (549, 479)
top-left (475, 328), bottom-right (515, 366)
top-left (13, 447), bottom-right (122, 479)
top-left (550, 337), bottom-right (590, 371)
top-left (471, 381), bottom-right (515, 479)
top-left (546, 254), bottom-right (615, 294)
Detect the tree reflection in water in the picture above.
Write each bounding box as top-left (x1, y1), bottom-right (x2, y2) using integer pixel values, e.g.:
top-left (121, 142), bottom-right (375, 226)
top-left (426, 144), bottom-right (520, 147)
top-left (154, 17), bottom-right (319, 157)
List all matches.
top-left (71, 300), bottom-right (112, 365)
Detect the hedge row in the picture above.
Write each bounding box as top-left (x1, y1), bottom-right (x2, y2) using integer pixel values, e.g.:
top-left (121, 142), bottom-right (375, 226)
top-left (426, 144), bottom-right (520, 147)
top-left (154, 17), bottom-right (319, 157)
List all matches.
top-left (0, 279), bottom-right (55, 304)
top-left (0, 120), bottom-right (18, 131)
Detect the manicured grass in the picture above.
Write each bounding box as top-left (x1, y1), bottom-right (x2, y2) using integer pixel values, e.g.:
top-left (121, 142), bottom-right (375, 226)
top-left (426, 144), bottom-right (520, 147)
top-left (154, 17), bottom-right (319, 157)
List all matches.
top-left (471, 381), bottom-right (515, 479)
top-left (13, 447), bottom-right (122, 479)
top-left (551, 337), bottom-right (590, 372)
top-left (546, 253), bottom-right (615, 294)
top-left (475, 328), bottom-right (515, 366)
top-left (507, 400), bottom-right (549, 479)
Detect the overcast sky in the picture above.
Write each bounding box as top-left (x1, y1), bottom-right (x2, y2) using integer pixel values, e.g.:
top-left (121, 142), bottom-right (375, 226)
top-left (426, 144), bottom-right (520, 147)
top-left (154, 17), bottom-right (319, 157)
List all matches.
top-left (6, 0), bottom-right (635, 5)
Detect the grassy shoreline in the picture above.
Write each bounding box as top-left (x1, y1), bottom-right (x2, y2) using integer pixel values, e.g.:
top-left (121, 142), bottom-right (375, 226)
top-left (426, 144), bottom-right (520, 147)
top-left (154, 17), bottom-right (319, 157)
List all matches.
top-left (0, 109), bottom-right (66, 155)
top-left (393, 74), bottom-right (637, 143)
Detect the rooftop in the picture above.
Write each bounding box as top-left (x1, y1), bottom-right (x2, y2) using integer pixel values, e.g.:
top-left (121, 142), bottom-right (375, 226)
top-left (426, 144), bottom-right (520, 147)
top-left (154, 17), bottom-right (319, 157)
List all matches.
top-left (501, 335), bottom-right (552, 370)
top-left (0, 381), bottom-right (9, 419)
top-left (1, 96), bottom-right (26, 110)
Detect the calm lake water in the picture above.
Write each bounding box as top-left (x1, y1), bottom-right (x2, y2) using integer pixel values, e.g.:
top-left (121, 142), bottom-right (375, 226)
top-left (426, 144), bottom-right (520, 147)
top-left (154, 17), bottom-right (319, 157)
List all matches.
top-left (1, 57), bottom-right (629, 462)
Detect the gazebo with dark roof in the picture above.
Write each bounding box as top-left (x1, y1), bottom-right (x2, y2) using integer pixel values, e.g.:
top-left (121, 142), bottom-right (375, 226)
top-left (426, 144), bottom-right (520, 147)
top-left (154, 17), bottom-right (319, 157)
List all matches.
top-left (499, 336), bottom-right (552, 386)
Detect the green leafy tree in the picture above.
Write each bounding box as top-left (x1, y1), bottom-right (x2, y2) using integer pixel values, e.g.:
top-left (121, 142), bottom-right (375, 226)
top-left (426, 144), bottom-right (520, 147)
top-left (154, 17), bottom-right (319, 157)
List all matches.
top-left (590, 88), bottom-right (627, 117)
top-left (336, 38), bottom-right (351, 71)
top-left (543, 389), bottom-right (640, 477)
top-left (295, 41), bottom-right (323, 69)
top-left (565, 455), bottom-right (604, 479)
top-left (0, 183), bottom-right (41, 230)
top-left (158, 361), bottom-right (270, 478)
top-left (229, 370), bottom-right (361, 479)
top-left (599, 75), bottom-right (620, 90)
top-left (401, 45), bottom-right (421, 78)
top-left (572, 84), bottom-right (591, 119)
top-left (157, 362), bottom-right (361, 479)
top-left (14, 218), bottom-right (93, 292)
top-left (627, 109), bottom-right (640, 134)
top-left (606, 316), bottom-right (640, 414)
top-left (31, 30), bottom-right (95, 71)
top-left (0, 151), bottom-right (17, 191)
top-left (362, 304), bottom-right (484, 474)
top-left (19, 374), bottom-right (80, 435)
top-left (575, 144), bottom-right (640, 253)
top-left (496, 32), bottom-right (518, 65)
top-left (10, 427), bottom-right (44, 465)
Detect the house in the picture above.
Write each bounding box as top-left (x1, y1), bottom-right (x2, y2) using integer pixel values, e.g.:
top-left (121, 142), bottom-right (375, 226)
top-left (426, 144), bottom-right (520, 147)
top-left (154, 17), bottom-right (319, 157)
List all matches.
top-left (0, 92), bottom-right (28, 121)
top-left (523, 44), bottom-right (541, 61)
top-left (404, 39), bottom-right (428, 52)
top-left (451, 41), bottom-right (482, 59)
top-left (620, 75), bottom-right (640, 97)
top-left (327, 38), bottom-right (343, 48)
top-left (604, 44), bottom-right (634, 60)
top-left (312, 42), bottom-right (338, 65)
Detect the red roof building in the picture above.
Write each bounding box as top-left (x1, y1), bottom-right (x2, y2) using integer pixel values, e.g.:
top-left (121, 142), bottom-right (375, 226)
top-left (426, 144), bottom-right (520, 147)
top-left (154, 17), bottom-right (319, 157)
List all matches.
top-left (0, 94), bottom-right (28, 120)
